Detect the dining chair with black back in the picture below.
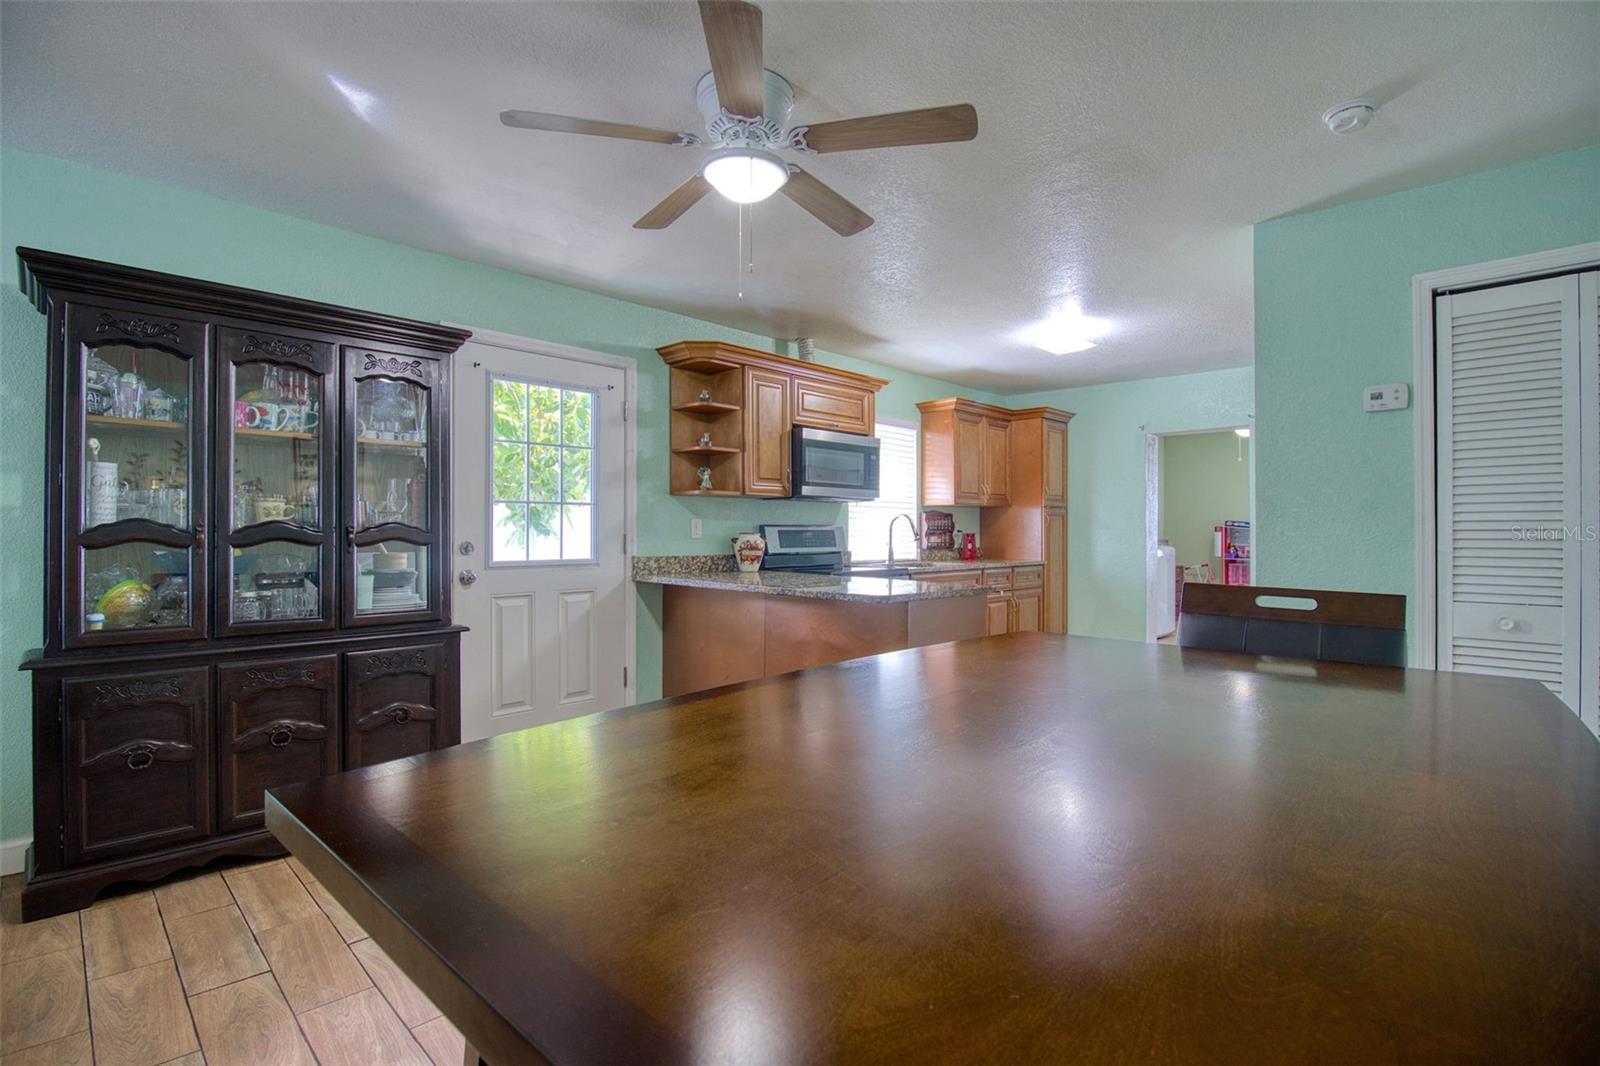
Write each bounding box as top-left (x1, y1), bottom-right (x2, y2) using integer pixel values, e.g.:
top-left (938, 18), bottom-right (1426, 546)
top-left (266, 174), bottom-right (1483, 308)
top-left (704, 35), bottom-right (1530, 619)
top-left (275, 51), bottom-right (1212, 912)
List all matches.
top-left (1177, 584), bottom-right (1407, 667)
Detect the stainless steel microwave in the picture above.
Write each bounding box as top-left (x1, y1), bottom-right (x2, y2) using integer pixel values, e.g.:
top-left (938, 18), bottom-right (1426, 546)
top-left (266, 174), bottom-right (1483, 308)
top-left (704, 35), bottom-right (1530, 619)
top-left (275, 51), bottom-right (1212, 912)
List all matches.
top-left (791, 426), bottom-right (880, 500)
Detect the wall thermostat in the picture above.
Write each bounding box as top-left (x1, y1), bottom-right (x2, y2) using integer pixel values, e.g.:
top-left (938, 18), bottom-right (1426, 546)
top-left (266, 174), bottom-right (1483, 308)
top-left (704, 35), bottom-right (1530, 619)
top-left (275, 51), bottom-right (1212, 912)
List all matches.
top-left (1363, 383), bottom-right (1409, 412)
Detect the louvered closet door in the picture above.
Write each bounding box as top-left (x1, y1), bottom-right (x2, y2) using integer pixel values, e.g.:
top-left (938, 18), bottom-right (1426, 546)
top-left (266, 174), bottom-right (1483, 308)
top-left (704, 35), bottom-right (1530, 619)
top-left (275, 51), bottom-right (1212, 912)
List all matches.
top-left (1436, 274), bottom-right (1584, 711)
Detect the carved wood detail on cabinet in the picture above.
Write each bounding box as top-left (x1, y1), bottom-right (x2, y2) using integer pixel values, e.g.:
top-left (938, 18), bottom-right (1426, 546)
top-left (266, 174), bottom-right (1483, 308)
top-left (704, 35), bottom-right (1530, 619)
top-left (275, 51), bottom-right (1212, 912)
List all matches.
top-left (62, 667), bottom-right (212, 865)
top-left (218, 655), bottom-right (339, 833)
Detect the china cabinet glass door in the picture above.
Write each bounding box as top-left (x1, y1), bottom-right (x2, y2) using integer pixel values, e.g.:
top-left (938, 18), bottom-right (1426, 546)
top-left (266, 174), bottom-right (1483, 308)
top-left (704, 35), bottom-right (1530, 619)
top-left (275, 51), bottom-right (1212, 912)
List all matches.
top-left (66, 304), bottom-right (208, 646)
top-left (342, 347), bottom-right (445, 626)
top-left (216, 327), bottom-right (337, 635)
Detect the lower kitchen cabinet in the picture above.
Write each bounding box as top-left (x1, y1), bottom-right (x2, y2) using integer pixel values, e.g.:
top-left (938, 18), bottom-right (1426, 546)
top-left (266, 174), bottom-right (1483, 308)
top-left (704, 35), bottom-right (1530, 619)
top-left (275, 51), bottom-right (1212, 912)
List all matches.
top-left (986, 594), bottom-right (1012, 636)
top-left (345, 641), bottom-right (459, 769)
top-left (1011, 588), bottom-right (1042, 633)
top-left (62, 667), bottom-right (213, 866)
top-left (21, 628), bottom-right (462, 919)
top-left (217, 655), bottom-right (340, 832)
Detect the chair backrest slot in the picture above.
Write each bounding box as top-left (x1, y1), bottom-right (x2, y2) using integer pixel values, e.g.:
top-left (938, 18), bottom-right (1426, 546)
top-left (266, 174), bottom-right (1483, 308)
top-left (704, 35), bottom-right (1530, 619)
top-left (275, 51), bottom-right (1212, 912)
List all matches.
top-left (1177, 584), bottom-right (1406, 668)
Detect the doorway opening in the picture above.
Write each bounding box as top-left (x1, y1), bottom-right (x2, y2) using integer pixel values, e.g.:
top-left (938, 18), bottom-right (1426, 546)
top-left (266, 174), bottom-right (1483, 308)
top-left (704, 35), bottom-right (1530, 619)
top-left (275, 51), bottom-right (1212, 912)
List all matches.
top-left (1144, 425), bottom-right (1254, 643)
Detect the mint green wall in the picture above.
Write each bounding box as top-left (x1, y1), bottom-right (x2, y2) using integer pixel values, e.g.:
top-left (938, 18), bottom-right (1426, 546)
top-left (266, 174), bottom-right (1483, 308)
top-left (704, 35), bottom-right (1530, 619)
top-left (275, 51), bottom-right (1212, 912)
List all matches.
top-left (1006, 367), bottom-right (1255, 641)
top-left (0, 147), bottom-right (1001, 841)
top-left (1254, 144), bottom-right (1600, 654)
top-left (1161, 432), bottom-right (1250, 571)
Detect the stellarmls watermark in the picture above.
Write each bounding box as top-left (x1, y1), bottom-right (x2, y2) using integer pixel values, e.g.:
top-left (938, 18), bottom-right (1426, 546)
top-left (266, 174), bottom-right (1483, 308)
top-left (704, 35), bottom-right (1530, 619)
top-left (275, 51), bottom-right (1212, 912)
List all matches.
top-left (1510, 524), bottom-right (1599, 541)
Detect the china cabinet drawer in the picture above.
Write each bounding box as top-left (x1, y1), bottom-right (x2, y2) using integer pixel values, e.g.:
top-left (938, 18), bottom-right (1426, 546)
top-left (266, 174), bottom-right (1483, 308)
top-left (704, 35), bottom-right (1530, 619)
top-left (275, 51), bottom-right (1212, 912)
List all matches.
top-left (344, 641), bottom-right (459, 769)
top-left (61, 667), bottom-right (212, 864)
top-left (217, 655), bottom-right (339, 832)
top-left (792, 378), bottom-right (874, 435)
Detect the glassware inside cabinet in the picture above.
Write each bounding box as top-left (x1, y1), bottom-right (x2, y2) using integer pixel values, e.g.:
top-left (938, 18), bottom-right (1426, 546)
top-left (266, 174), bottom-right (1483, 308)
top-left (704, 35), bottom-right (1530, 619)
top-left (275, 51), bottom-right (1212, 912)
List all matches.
top-left (81, 343), bottom-right (191, 530)
top-left (231, 362), bottom-right (322, 529)
top-left (231, 541), bottom-right (322, 624)
top-left (354, 540), bottom-right (428, 615)
top-left (354, 378), bottom-right (429, 531)
top-left (82, 542), bottom-right (191, 633)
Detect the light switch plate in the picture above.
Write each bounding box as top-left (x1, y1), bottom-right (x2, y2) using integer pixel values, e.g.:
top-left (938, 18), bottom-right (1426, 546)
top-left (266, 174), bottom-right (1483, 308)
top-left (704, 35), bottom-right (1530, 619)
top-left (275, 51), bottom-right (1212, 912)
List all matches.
top-left (691, 518), bottom-right (702, 539)
top-left (1363, 383), bottom-right (1409, 412)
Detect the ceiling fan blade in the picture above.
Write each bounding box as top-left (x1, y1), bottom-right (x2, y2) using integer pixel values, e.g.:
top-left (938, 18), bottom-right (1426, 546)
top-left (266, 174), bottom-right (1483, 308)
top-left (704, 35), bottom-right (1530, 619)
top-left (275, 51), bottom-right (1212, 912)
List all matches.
top-left (500, 110), bottom-right (686, 145)
top-left (634, 174), bottom-right (714, 229)
top-left (798, 104), bottom-right (978, 154)
top-left (698, 1), bottom-right (764, 118)
top-left (780, 168), bottom-right (874, 237)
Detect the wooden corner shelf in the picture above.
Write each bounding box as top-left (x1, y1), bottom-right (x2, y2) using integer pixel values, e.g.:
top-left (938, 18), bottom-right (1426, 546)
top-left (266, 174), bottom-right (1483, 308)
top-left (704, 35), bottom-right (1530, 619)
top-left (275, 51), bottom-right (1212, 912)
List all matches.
top-left (672, 401), bottom-right (742, 415)
top-left (672, 446), bottom-right (740, 456)
top-left (671, 489), bottom-right (745, 497)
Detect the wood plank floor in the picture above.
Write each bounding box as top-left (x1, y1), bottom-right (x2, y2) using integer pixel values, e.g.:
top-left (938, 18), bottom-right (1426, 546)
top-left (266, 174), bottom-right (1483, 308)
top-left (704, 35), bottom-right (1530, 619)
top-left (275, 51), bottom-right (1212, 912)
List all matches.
top-left (0, 861), bottom-right (465, 1066)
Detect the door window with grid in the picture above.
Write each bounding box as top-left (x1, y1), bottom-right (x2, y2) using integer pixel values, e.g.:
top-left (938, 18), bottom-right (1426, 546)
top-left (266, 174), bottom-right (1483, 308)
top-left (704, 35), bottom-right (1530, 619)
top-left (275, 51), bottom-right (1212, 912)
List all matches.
top-left (491, 377), bottom-right (594, 563)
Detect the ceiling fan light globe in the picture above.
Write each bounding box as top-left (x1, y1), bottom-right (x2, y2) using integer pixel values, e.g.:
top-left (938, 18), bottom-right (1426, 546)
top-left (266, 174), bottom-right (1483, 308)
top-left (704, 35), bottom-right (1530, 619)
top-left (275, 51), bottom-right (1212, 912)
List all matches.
top-left (702, 149), bottom-right (789, 204)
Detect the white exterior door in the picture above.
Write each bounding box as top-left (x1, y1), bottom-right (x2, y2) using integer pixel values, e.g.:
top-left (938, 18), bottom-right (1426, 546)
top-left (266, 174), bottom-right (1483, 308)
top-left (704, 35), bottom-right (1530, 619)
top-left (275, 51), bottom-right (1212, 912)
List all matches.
top-left (1436, 274), bottom-right (1591, 718)
top-left (451, 333), bottom-right (631, 741)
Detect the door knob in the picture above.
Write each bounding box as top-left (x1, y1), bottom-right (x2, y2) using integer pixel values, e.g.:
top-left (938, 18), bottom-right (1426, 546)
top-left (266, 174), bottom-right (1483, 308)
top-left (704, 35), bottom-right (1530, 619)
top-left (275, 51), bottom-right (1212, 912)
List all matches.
top-left (458, 569), bottom-right (478, 587)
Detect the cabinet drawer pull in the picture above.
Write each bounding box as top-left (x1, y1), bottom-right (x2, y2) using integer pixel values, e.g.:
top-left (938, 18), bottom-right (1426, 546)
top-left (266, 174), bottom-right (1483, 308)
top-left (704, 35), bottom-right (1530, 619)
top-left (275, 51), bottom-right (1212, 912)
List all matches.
top-left (387, 706), bottom-right (412, 724)
top-left (125, 745), bottom-right (155, 771)
top-left (268, 726), bottom-right (294, 748)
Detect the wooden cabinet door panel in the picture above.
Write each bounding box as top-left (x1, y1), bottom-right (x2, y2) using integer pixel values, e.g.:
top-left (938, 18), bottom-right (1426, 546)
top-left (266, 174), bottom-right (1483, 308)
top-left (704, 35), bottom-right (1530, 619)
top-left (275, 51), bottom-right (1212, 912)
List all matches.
top-left (986, 595), bottom-right (1011, 637)
top-left (217, 655), bottom-right (339, 832)
top-left (954, 411), bottom-right (984, 506)
top-left (1012, 589), bottom-right (1042, 633)
top-left (792, 379), bottom-right (873, 435)
top-left (983, 418), bottom-right (1011, 504)
top-left (345, 641), bottom-right (457, 769)
top-left (1044, 510), bottom-right (1067, 634)
top-left (743, 369), bottom-right (790, 497)
top-left (1043, 420), bottom-right (1068, 508)
top-left (62, 667), bottom-right (211, 864)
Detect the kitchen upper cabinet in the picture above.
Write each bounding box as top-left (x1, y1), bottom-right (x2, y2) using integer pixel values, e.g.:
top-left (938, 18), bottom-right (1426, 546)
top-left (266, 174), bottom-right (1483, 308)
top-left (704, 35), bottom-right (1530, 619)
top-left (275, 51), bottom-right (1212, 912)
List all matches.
top-left (743, 369), bottom-right (790, 497)
top-left (954, 410), bottom-right (984, 505)
top-left (982, 418), bottom-right (1011, 505)
top-left (659, 341), bottom-right (886, 499)
top-left (1043, 418), bottom-right (1068, 508)
top-left (919, 398), bottom-right (1017, 507)
top-left (792, 377), bottom-right (874, 436)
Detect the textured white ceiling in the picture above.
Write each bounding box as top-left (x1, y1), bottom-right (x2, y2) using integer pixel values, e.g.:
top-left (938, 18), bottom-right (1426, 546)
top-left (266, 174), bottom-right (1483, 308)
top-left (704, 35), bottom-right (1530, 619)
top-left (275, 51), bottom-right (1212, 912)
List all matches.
top-left (3, 2), bottom-right (1596, 391)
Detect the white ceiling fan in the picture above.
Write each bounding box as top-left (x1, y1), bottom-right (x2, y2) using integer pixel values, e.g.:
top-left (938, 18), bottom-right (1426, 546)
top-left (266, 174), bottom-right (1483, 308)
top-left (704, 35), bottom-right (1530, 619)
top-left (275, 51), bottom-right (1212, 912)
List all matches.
top-left (500, 0), bottom-right (978, 236)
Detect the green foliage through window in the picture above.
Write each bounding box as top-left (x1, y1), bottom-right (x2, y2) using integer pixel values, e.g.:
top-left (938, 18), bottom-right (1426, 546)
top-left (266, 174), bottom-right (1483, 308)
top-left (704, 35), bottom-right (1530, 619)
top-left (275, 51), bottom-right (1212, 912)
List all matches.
top-left (491, 378), bottom-right (595, 562)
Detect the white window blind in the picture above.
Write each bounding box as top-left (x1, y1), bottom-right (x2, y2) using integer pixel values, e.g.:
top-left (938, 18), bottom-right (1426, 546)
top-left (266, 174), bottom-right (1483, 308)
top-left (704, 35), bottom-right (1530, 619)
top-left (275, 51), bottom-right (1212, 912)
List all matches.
top-left (848, 421), bottom-right (919, 560)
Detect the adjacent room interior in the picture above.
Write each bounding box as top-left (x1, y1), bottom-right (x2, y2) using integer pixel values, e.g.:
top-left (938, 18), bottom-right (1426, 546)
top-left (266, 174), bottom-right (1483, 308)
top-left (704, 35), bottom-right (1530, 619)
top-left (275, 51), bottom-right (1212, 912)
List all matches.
top-left (0, 2), bottom-right (1596, 1064)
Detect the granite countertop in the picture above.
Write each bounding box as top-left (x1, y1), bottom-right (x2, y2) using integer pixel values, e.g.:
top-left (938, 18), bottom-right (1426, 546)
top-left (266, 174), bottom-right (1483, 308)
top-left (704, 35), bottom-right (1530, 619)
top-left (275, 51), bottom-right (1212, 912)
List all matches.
top-left (848, 557), bottom-right (1044, 572)
top-left (633, 569), bottom-right (989, 603)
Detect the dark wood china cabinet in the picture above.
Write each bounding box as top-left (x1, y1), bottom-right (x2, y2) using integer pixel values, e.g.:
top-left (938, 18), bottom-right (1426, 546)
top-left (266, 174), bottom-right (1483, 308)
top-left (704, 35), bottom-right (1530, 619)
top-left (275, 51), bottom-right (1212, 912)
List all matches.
top-left (17, 249), bottom-right (470, 919)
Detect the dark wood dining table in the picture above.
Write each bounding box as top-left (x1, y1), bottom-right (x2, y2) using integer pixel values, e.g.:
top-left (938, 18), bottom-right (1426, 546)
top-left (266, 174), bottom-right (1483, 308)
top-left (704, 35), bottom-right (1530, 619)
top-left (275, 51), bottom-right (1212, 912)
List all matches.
top-left (266, 634), bottom-right (1600, 1064)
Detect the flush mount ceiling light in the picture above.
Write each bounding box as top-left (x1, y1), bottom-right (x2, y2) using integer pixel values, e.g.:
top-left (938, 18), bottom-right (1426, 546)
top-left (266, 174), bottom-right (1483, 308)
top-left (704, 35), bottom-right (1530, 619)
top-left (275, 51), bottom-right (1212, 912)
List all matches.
top-left (1018, 308), bottom-right (1113, 355)
top-left (1322, 99), bottom-right (1377, 134)
top-left (701, 148), bottom-right (789, 204)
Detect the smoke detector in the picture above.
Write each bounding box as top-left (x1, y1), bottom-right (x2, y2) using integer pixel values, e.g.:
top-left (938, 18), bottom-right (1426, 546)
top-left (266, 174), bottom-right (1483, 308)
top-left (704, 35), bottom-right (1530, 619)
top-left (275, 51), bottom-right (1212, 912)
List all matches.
top-left (1322, 99), bottom-right (1378, 134)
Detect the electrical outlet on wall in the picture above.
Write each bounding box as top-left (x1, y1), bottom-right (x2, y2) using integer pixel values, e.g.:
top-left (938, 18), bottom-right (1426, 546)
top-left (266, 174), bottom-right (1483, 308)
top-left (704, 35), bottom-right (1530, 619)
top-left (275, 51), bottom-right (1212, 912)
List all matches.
top-left (691, 518), bottom-right (702, 539)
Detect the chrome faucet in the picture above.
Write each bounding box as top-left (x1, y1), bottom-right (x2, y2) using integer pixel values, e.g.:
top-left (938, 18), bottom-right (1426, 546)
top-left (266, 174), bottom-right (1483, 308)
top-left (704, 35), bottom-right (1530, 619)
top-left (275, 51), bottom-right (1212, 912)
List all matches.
top-left (887, 513), bottom-right (921, 567)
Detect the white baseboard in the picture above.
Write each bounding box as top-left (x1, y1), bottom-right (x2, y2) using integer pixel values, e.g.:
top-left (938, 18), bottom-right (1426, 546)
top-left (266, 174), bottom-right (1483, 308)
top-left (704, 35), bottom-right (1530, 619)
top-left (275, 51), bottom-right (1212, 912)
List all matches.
top-left (1, 836), bottom-right (31, 877)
